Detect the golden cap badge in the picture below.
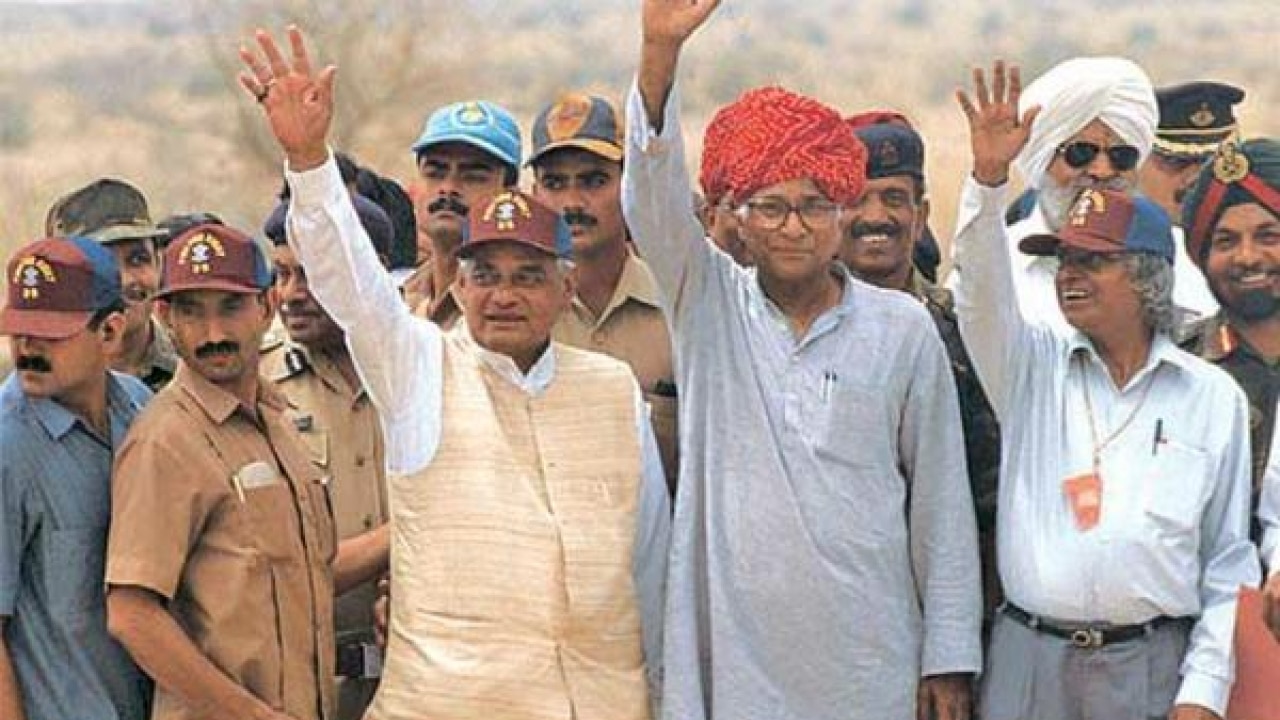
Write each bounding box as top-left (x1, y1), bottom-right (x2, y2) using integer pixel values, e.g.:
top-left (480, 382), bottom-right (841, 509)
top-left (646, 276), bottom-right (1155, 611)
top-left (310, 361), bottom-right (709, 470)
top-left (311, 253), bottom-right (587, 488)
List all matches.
top-left (1212, 142), bottom-right (1251, 184)
top-left (483, 192), bottom-right (532, 232)
top-left (178, 232), bottom-right (228, 275)
top-left (14, 257), bottom-right (57, 301)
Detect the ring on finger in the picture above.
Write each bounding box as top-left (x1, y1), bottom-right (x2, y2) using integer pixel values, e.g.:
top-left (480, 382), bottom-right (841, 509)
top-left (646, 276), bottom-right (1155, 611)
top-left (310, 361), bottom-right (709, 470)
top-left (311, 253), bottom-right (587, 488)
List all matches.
top-left (255, 78), bottom-right (277, 104)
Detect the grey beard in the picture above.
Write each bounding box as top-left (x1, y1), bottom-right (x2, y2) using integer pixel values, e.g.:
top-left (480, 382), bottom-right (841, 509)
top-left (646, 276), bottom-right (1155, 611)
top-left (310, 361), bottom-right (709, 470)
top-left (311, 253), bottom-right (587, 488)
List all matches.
top-left (1039, 176), bottom-right (1136, 231)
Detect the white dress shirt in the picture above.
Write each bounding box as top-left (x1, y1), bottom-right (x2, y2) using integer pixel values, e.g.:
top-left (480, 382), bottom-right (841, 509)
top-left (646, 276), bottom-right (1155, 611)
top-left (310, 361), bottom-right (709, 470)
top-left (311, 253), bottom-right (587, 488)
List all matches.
top-left (952, 175), bottom-right (1260, 715)
top-left (282, 156), bottom-right (671, 691)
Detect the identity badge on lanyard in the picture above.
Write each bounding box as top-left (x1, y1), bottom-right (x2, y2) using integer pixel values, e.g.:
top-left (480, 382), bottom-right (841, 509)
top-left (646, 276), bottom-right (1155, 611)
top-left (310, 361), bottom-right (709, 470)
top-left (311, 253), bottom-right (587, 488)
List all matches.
top-left (1062, 356), bottom-right (1157, 532)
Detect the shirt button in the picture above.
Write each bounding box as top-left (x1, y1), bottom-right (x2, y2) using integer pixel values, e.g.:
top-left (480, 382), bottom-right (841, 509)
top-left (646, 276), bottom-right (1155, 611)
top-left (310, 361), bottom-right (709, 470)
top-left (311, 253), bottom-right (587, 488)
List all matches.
top-left (592, 331), bottom-right (607, 344)
top-left (364, 516), bottom-right (375, 530)
top-left (356, 455), bottom-right (367, 467)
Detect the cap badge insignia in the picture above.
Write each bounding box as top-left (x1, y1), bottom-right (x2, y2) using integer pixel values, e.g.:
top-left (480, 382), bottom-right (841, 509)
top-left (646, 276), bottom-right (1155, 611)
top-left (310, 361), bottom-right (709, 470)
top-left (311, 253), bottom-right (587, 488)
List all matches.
top-left (547, 95), bottom-right (592, 141)
top-left (13, 256), bottom-right (56, 300)
top-left (1069, 189), bottom-right (1106, 227)
top-left (484, 192), bottom-right (532, 231)
top-left (876, 140), bottom-right (901, 168)
top-left (456, 102), bottom-right (490, 126)
top-left (1190, 103), bottom-right (1217, 129)
top-left (178, 232), bottom-right (227, 275)
top-left (1212, 142), bottom-right (1251, 184)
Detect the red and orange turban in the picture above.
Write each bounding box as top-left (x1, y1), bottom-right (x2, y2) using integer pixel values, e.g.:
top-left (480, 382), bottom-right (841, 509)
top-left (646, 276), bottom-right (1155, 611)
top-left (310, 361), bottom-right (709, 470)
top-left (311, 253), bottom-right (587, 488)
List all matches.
top-left (700, 86), bottom-right (867, 207)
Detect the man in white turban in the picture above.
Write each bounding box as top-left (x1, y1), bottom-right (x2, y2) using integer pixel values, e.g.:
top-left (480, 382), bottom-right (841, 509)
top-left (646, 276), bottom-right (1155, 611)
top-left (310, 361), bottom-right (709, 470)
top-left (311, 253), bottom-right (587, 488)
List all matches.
top-left (950, 56), bottom-right (1158, 332)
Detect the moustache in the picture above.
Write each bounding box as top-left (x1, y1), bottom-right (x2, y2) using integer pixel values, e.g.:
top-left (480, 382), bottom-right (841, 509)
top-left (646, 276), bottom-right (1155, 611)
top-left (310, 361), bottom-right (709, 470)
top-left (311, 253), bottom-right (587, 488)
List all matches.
top-left (849, 222), bottom-right (902, 239)
top-left (562, 209), bottom-right (598, 228)
top-left (426, 195), bottom-right (469, 217)
top-left (15, 355), bottom-right (52, 373)
top-left (1072, 176), bottom-right (1132, 192)
top-left (195, 341), bottom-right (240, 359)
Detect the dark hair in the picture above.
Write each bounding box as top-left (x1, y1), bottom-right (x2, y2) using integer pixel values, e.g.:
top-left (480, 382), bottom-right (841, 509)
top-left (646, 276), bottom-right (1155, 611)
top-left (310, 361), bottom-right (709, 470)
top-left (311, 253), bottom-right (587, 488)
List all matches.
top-left (157, 212), bottom-right (224, 248)
top-left (87, 300), bottom-right (126, 330)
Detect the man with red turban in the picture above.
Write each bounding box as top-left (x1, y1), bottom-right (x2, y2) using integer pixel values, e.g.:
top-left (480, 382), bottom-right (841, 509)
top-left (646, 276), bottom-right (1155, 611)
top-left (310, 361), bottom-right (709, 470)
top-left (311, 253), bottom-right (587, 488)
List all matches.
top-left (624, 2), bottom-right (982, 719)
top-left (1178, 139), bottom-right (1280, 639)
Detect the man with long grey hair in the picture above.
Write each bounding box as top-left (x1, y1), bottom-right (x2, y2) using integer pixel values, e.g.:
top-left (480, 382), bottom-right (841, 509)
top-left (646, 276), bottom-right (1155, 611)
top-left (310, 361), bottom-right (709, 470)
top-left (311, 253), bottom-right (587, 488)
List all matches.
top-left (953, 61), bottom-right (1258, 720)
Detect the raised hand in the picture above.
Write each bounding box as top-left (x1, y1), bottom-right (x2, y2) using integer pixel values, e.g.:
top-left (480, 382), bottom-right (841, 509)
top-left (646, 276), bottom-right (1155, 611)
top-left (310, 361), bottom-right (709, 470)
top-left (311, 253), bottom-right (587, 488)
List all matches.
top-left (238, 26), bottom-right (336, 172)
top-left (638, 0), bottom-right (721, 131)
top-left (643, 0), bottom-right (722, 49)
top-left (955, 60), bottom-right (1040, 187)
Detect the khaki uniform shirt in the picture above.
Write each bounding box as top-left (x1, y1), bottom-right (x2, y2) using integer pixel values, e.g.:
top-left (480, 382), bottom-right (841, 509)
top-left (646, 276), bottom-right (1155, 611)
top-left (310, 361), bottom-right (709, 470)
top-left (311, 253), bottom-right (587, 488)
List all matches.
top-left (553, 253), bottom-right (678, 491)
top-left (410, 283), bottom-right (463, 330)
top-left (106, 363), bottom-right (337, 720)
top-left (262, 338), bottom-right (387, 642)
top-left (400, 265), bottom-right (433, 313)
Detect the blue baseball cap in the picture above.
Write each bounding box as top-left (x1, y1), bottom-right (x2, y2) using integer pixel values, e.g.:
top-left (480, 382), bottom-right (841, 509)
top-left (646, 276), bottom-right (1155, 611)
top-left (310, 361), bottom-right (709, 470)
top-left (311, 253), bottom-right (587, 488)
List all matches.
top-left (410, 101), bottom-right (522, 170)
top-left (1020, 188), bottom-right (1175, 263)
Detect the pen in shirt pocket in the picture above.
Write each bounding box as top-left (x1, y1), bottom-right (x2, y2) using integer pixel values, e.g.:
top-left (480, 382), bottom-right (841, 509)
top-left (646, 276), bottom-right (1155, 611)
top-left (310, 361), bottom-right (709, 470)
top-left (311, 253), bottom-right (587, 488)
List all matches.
top-left (821, 370), bottom-right (838, 403)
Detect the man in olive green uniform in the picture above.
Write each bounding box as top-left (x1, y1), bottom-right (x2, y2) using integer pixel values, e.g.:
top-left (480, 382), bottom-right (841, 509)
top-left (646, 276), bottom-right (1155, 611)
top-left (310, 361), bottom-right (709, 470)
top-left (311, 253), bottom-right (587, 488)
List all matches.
top-left (46, 180), bottom-right (178, 391)
top-left (1179, 138), bottom-right (1280, 538)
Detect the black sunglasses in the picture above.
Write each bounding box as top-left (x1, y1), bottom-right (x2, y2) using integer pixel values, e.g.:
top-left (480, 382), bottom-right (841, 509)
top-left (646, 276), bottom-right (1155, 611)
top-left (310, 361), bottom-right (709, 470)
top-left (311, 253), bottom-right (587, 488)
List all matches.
top-left (1056, 141), bottom-right (1141, 171)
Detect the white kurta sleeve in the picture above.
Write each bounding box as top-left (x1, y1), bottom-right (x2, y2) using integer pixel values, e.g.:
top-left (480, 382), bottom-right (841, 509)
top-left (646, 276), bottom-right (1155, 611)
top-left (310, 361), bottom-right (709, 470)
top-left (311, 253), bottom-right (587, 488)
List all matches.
top-left (285, 156), bottom-right (444, 473)
top-left (622, 80), bottom-right (717, 324)
top-left (899, 318), bottom-right (984, 676)
top-left (631, 387), bottom-right (671, 705)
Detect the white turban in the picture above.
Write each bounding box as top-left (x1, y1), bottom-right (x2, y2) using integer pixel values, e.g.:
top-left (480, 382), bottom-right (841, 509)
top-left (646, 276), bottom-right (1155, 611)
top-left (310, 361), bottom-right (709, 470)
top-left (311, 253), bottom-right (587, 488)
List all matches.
top-left (1014, 57), bottom-right (1158, 189)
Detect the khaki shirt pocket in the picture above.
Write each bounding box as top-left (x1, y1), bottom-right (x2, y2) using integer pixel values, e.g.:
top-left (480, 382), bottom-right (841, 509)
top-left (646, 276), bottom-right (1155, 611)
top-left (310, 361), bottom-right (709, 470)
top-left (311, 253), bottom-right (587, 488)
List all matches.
top-left (241, 480), bottom-right (304, 562)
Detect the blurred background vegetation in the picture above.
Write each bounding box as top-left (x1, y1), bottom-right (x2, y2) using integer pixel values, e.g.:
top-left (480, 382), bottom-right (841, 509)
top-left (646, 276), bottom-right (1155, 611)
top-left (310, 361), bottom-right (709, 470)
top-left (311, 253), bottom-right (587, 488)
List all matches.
top-left (0, 0), bottom-right (1276, 262)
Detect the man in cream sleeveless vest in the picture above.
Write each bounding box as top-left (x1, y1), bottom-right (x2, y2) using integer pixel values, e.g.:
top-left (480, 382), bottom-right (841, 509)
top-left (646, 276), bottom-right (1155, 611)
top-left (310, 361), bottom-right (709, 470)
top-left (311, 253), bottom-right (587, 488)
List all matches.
top-left (239, 27), bottom-right (670, 720)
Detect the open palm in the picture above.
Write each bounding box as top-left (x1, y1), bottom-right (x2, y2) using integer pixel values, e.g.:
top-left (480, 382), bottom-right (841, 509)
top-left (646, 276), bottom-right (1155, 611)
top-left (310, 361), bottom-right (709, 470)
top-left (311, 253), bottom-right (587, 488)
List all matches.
top-left (643, 0), bottom-right (722, 47)
top-left (955, 60), bottom-right (1040, 186)
top-left (239, 26), bottom-right (336, 170)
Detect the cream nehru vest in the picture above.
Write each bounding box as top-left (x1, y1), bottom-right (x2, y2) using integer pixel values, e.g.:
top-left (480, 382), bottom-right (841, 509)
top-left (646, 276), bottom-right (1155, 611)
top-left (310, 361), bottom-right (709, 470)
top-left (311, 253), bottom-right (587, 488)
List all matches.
top-left (366, 331), bottom-right (650, 720)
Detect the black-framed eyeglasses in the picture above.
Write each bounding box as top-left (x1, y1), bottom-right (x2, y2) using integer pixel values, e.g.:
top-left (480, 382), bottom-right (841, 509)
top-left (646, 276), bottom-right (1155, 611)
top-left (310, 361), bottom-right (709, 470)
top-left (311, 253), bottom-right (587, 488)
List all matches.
top-left (1056, 141), bottom-right (1141, 172)
top-left (1056, 248), bottom-right (1125, 272)
top-left (737, 198), bottom-right (843, 232)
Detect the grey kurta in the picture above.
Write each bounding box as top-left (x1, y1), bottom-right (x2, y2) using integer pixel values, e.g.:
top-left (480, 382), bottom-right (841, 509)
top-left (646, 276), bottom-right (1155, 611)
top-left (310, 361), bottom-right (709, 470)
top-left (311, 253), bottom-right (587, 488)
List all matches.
top-left (621, 83), bottom-right (982, 720)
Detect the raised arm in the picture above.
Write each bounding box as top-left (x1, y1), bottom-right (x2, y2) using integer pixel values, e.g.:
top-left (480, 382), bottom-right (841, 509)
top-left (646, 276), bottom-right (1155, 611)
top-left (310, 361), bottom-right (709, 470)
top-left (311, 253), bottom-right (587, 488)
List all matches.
top-left (638, 0), bottom-right (720, 132)
top-left (239, 27), bottom-right (436, 427)
top-left (625, 0), bottom-right (723, 318)
top-left (950, 61), bottom-right (1045, 417)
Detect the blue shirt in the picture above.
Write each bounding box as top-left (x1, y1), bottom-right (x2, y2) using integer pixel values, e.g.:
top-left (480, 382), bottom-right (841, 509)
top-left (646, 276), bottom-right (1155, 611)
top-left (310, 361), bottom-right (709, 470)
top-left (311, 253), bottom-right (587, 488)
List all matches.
top-left (0, 371), bottom-right (153, 720)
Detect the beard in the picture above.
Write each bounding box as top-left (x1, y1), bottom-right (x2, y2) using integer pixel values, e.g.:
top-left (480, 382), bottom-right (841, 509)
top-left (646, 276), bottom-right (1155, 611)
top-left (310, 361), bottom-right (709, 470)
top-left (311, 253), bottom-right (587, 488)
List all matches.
top-left (1039, 175), bottom-right (1135, 231)
top-left (1222, 287), bottom-right (1280, 323)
